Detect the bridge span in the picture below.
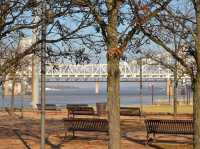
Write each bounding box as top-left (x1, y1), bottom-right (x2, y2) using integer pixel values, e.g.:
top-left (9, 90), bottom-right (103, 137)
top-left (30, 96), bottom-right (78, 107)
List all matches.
top-left (41, 62), bottom-right (189, 82)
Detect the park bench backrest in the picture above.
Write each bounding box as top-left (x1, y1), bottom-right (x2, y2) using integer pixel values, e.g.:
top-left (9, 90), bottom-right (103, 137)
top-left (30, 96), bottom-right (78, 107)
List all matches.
top-left (36, 104), bottom-right (57, 110)
top-left (66, 104), bottom-right (89, 108)
top-left (63, 118), bottom-right (108, 132)
top-left (67, 107), bottom-right (95, 115)
top-left (120, 107), bottom-right (141, 116)
top-left (145, 119), bottom-right (193, 135)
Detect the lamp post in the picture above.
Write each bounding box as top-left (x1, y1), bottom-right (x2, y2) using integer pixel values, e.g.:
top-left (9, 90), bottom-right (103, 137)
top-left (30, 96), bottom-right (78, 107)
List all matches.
top-left (139, 57), bottom-right (143, 114)
top-left (40, 0), bottom-right (47, 148)
top-left (20, 74), bottom-right (25, 119)
top-left (151, 83), bottom-right (154, 105)
top-left (173, 59), bottom-right (178, 115)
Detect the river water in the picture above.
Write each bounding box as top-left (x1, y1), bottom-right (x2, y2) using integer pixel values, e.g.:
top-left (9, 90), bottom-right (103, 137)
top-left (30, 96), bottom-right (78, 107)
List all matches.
top-left (0, 82), bottom-right (192, 108)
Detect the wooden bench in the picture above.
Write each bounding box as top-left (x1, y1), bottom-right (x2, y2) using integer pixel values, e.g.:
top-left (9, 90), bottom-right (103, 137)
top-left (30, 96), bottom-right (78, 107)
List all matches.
top-left (63, 118), bottom-right (108, 137)
top-left (144, 119), bottom-right (193, 143)
top-left (37, 104), bottom-right (57, 111)
top-left (35, 104), bottom-right (62, 117)
top-left (67, 106), bottom-right (96, 118)
top-left (66, 104), bottom-right (89, 108)
top-left (120, 107), bottom-right (141, 116)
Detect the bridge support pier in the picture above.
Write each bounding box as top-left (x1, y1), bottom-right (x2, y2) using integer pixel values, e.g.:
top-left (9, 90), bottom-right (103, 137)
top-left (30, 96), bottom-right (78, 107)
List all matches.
top-left (95, 81), bottom-right (100, 94)
top-left (32, 55), bottom-right (39, 108)
top-left (166, 78), bottom-right (173, 104)
top-left (3, 76), bottom-right (22, 96)
top-left (4, 79), bottom-right (9, 96)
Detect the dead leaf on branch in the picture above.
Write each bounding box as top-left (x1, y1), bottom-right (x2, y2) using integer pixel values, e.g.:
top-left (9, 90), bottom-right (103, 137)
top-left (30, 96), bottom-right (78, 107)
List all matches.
top-left (135, 15), bottom-right (148, 26)
top-left (108, 47), bottom-right (123, 57)
top-left (135, 4), bottom-right (151, 26)
top-left (140, 5), bottom-right (149, 14)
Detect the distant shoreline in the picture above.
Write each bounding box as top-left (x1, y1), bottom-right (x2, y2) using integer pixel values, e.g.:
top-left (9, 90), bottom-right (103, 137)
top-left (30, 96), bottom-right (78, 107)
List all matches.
top-left (46, 85), bottom-right (80, 89)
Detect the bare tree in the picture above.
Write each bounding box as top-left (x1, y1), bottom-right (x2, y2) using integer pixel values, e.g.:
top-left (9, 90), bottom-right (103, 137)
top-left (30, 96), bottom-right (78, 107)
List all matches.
top-left (69, 1), bottom-right (172, 148)
top-left (0, 1), bottom-right (172, 148)
top-left (0, 0), bottom-right (94, 119)
top-left (0, 0), bottom-right (94, 75)
top-left (138, 1), bottom-right (200, 148)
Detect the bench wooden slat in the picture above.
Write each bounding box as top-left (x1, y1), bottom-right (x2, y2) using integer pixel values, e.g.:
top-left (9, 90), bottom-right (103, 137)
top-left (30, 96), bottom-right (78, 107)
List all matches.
top-left (67, 107), bottom-right (96, 118)
top-left (36, 104), bottom-right (57, 111)
top-left (63, 118), bottom-right (108, 137)
top-left (144, 119), bottom-right (193, 143)
top-left (120, 107), bottom-right (141, 116)
top-left (66, 104), bottom-right (89, 108)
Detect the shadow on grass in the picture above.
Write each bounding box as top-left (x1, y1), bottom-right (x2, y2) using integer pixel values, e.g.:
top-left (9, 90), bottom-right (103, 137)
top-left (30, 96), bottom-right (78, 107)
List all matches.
top-left (13, 128), bottom-right (67, 149)
top-left (124, 133), bottom-right (193, 149)
top-left (13, 129), bottom-right (32, 149)
top-left (45, 136), bottom-right (66, 149)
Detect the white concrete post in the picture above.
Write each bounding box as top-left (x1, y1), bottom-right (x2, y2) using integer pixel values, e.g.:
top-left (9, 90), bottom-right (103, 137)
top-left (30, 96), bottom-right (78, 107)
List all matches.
top-left (95, 81), bottom-right (100, 94)
top-left (32, 55), bottom-right (39, 108)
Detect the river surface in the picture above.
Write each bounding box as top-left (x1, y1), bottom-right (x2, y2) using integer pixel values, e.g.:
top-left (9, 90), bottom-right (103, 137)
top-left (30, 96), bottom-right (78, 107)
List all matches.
top-left (0, 82), bottom-right (192, 107)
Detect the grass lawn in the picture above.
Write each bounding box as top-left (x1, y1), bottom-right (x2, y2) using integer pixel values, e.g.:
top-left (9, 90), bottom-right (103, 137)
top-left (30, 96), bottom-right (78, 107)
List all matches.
top-left (143, 104), bottom-right (193, 114)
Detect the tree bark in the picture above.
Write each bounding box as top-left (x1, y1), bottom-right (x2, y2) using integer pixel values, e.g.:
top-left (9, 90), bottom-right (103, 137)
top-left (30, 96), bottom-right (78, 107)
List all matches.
top-left (10, 72), bottom-right (16, 116)
top-left (173, 61), bottom-right (177, 116)
top-left (193, 75), bottom-right (200, 149)
top-left (194, 1), bottom-right (200, 148)
top-left (107, 54), bottom-right (121, 149)
top-left (1, 76), bottom-right (5, 109)
top-left (106, 1), bottom-right (121, 149)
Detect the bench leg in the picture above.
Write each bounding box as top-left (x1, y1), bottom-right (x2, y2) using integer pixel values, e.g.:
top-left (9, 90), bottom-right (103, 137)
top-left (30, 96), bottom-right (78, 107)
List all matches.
top-left (146, 133), bottom-right (150, 145)
top-left (153, 133), bottom-right (156, 143)
top-left (64, 125), bottom-right (68, 138)
top-left (65, 129), bottom-right (67, 138)
top-left (64, 130), bottom-right (76, 138)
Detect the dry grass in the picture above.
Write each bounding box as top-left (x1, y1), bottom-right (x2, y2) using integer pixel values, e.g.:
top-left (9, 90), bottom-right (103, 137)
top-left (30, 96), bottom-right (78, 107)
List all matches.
top-left (143, 104), bottom-right (193, 114)
top-left (0, 107), bottom-right (193, 149)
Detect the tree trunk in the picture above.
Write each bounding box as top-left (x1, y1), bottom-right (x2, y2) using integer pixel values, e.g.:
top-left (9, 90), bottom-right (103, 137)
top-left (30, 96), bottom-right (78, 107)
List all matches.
top-left (194, 2), bottom-right (200, 148)
top-left (10, 72), bottom-right (16, 116)
top-left (193, 75), bottom-right (200, 149)
top-left (106, 1), bottom-right (121, 148)
top-left (107, 54), bottom-right (121, 149)
top-left (1, 76), bottom-right (5, 109)
top-left (20, 78), bottom-right (25, 119)
top-left (173, 61), bottom-right (178, 115)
